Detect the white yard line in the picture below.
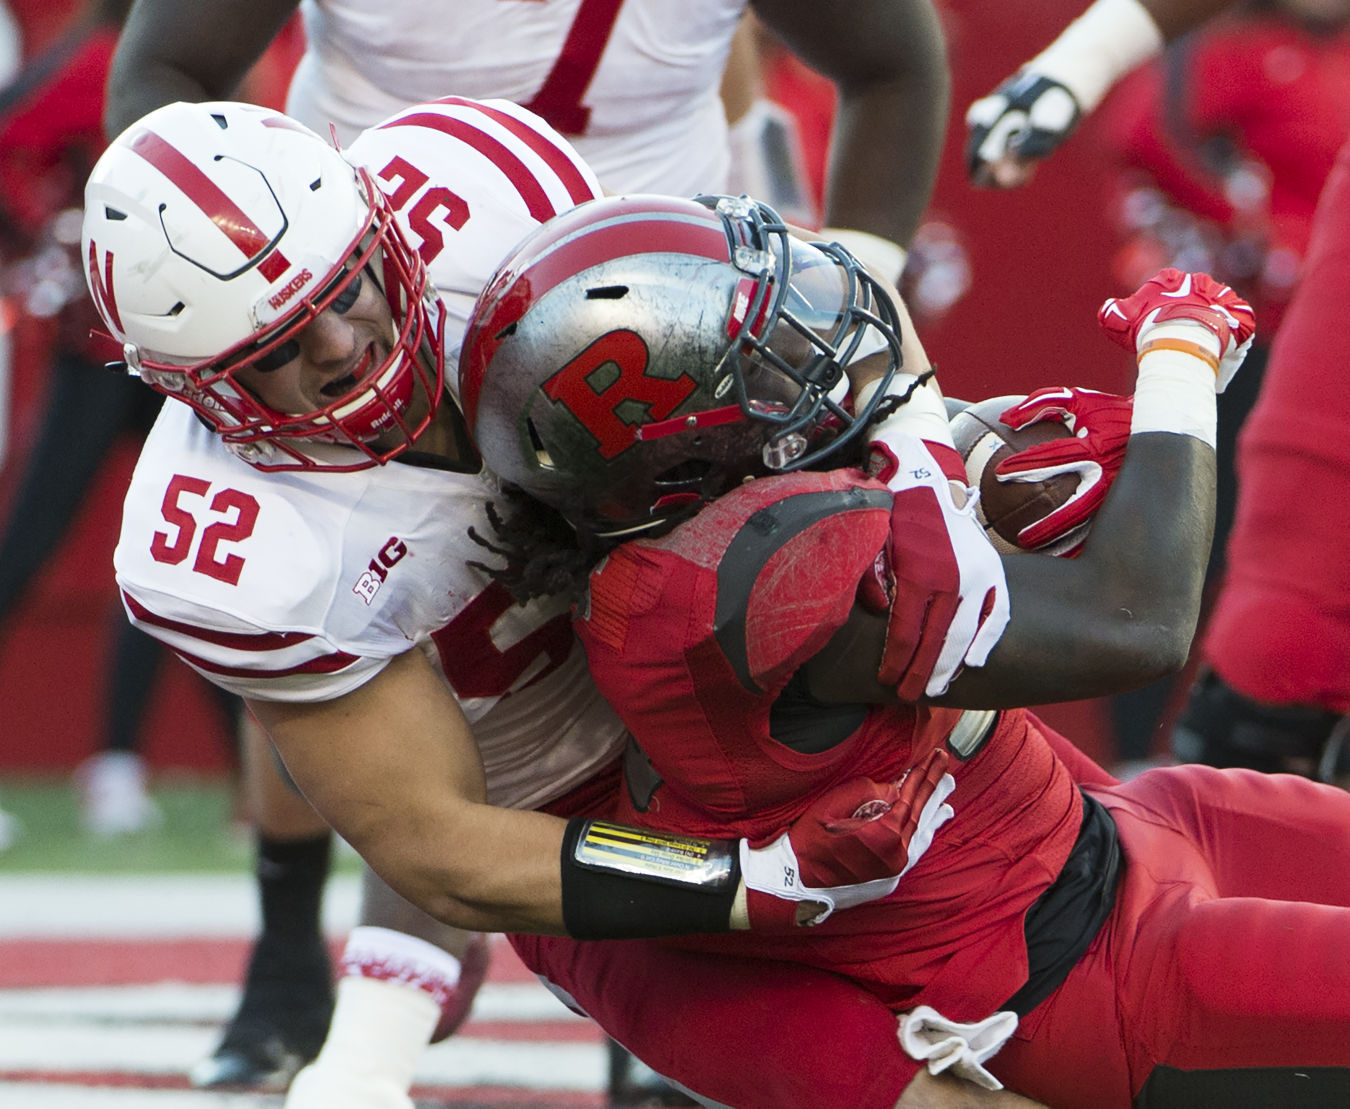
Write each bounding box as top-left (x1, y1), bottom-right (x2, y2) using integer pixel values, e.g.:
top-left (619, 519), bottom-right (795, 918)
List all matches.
top-left (0, 874), bottom-right (362, 938)
top-left (0, 1020), bottom-right (604, 1090)
top-left (0, 982), bottom-right (585, 1024)
top-left (0, 1084), bottom-right (283, 1107)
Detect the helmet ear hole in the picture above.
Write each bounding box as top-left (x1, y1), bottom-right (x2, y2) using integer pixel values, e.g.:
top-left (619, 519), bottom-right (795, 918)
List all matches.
top-left (586, 285), bottom-right (629, 300)
top-left (526, 417), bottom-right (555, 469)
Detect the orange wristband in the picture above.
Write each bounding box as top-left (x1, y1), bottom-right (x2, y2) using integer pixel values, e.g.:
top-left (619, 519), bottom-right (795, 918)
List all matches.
top-left (1137, 336), bottom-right (1219, 375)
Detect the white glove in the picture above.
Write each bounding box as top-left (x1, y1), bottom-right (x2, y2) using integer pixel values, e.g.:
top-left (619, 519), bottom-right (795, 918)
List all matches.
top-left (897, 1005), bottom-right (1019, 1091)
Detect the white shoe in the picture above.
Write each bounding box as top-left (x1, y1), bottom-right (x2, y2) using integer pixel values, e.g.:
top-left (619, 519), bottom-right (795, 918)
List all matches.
top-left (75, 751), bottom-right (163, 837)
top-left (285, 1063), bottom-right (414, 1109)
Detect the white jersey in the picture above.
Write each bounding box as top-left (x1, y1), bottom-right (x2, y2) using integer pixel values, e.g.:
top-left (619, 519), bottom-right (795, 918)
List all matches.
top-left (286, 0), bottom-right (746, 195)
top-left (114, 99), bottom-right (622, 810)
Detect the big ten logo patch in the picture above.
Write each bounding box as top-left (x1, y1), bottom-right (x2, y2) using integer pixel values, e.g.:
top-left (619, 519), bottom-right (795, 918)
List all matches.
top-left (352, 536), bottom-right (409, 605)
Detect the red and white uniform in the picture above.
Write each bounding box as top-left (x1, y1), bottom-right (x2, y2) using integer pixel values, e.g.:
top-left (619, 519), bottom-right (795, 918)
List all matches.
top-left (287, 0), bottom-right (745, 195)
top-left (346, 97), bottom-right (604, 367)
top-left (516, 429), bottom-right (1350, 1106)
top-left (114, 98), bottom-right (622, 809)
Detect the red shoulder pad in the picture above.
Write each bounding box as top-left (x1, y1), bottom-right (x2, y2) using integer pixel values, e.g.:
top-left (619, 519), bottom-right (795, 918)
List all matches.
top-left (676, 472), bottom-right (894, 692)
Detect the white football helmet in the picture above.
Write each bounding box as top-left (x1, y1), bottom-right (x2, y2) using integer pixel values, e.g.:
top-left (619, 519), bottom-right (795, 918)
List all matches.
top-left (82, 100), bottom-right (444, 471)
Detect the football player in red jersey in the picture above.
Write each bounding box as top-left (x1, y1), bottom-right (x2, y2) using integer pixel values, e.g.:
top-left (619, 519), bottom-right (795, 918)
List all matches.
top-left (462, 192), bottom-right (1350, 1109)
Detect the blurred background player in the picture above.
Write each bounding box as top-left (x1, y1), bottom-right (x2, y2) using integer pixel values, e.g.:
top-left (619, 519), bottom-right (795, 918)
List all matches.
top-left (0, 0), bottom-right (22, 849)
top-left (0, 0), bottom-right (168, 842)
top-left (0, 0), bottom-right (301, 840)
top-left (98, 0), bottom-right (953, 1100)
top-left (966, 0), bottom-right (1350, 785)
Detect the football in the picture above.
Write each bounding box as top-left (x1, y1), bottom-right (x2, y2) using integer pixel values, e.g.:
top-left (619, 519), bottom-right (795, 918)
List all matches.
top-left (948, 395), bottom-right (1081, 556)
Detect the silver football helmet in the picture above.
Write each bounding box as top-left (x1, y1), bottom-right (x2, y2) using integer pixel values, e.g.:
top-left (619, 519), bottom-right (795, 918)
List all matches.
top-left (459, 193), bottom-right (903, 538)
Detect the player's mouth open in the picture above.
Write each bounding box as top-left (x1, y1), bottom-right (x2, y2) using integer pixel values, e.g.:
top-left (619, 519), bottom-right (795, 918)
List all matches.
top-left (322, 346), bottom-right (377, 398)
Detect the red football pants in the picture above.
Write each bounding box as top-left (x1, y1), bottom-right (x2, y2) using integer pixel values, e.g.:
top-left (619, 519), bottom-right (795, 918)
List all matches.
top-left (994, 764), bottom-right (1350, 1109)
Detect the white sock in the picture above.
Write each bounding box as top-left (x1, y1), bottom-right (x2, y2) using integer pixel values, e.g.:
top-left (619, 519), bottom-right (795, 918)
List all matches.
top-left (297, 975), bottom-right (438, 1092)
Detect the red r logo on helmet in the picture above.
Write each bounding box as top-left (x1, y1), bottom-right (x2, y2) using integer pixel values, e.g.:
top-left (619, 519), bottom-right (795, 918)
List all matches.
top-left (542, 329), bottom-right (696, 459)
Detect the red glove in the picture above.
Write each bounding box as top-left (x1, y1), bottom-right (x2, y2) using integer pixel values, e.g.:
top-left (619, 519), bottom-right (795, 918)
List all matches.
top-left (741, 748), bottom-right (955, 928)
top-left (1097, 268), bottom-right (1256, 391)
top-left (993, 387), bottom-right (1133, 554)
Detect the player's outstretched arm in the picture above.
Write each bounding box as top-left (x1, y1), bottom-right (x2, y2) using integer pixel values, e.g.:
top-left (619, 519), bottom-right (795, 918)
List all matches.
top-left (806, 270), bottom-right (1252, 710)
top-left (943, 270), bottom-right (1254, 707)
top-left (250, 646), bottom-right (932, 938)
top-left (104, 0), bottom-right (300, 139)
top-left (964, 0), bottom-right (1232, 189)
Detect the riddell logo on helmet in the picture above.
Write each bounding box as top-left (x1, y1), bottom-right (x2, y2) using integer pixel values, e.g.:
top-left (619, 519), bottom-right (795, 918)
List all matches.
top-left (268, 269), bottom-right (314, 311)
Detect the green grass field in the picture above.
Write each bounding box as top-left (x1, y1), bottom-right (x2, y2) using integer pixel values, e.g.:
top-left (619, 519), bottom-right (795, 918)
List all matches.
top-left (0, 771), bottom-right (361, 874)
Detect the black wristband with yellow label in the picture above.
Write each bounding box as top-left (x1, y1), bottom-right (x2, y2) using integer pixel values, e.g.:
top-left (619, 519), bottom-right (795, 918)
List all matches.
top-left (560, 818), bottom-right (742, 939)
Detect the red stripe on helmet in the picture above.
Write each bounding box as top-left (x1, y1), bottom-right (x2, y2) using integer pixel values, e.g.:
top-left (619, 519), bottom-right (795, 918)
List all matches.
top-left (635, 404), bottom-right (744, 441)
top-left (433, 97), bottom-right (601, 206)
top-left (129, 129), bottom-right (292, 281)
top-left (86, 239), bottom-right (123, 333)
top-left (503, 196), bottom-right (730, 281)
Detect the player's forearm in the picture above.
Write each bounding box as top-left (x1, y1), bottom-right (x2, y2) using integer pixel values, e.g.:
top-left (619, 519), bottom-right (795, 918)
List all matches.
top-left (754, 0), bottom-right (949, 262)
top-left (1027, 0), bottom-right (1232, 115)
top-left (963, 432), bottom-right (1213, 706)
top-left (1137, 0), bottom-right (1233, 41)
top-left (822, 0), bottom-right (951, 253)
top-left (825, 71), bottom-right (947, 256)
top-left (342, 800), bottom-right (791, 938)
top-left (364, 801), bottom-right (573, 935)
top-left (105, 0), bottom-right (300, 138)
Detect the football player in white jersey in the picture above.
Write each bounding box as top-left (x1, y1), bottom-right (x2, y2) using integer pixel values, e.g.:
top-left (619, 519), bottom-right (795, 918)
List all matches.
top-left (98, 0), bottom-right (951, 1097)
top-left (82, 98), bottom-right (984, 1109)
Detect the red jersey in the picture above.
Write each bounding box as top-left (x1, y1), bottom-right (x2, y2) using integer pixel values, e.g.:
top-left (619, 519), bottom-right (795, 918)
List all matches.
top-left (576, 466), bottom-right (1082, 1019)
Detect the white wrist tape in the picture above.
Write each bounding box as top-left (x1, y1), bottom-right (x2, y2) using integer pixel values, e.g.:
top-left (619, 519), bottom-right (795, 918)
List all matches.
top-left (1131, 322), bottom-right (1219, 447)
top-left (341, 924), bottom-right (464, 995)
top-left (822, 227), bottom-right (909, 286)
top-left (1028, 0), bottom-right (1164, 112)
top-left (858, 374), bottom-right (954, 448)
